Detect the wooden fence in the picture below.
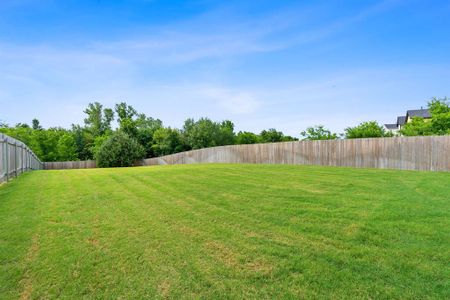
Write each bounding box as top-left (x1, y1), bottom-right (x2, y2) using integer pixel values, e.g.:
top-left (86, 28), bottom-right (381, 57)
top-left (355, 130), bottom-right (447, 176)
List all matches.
top-left (141, 136), bottom-right (450, 172)
top-left (44, 136), bottom-right (450, 172)
top-left (44, 160), bottom-right (96, 170)
top-left (0, 133), bottom-right (43, 183)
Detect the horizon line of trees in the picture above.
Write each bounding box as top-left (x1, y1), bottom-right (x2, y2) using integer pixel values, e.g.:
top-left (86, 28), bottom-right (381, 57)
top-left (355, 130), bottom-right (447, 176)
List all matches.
top-left (1, 97), bottom-right (448, 164)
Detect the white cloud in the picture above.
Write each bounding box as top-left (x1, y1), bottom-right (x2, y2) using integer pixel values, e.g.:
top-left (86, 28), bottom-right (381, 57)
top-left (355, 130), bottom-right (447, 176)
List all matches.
top-left (198, 87), bottom-right (261, 114)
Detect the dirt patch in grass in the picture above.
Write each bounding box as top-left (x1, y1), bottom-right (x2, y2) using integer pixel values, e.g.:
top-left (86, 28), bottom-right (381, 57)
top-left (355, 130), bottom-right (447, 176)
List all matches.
top-left (204, 241), bottom-right (239, 268)
top-left (157, 280), bottom-right (171, 298)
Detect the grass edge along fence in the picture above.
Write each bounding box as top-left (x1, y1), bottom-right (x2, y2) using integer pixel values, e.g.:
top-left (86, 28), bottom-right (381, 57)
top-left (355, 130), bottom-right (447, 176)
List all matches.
top-left (44, 136), bottom-right (450, 172)
top-left (0, 133), bottom-right (43, 183)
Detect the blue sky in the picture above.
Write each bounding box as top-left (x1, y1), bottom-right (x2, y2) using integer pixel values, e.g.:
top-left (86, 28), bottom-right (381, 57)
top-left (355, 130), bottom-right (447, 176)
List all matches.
top-left (1, 0), bottom-right (449, 136)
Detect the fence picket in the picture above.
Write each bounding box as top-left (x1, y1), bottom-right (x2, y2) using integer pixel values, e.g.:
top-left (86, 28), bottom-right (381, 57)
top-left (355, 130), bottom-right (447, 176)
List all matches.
top-left (0, 133), bottom-right (43, 183)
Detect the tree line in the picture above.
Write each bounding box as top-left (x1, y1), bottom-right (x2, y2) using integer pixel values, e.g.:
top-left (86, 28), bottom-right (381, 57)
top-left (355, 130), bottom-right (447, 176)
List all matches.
top-left (0, 97), bottom-right (448, 166)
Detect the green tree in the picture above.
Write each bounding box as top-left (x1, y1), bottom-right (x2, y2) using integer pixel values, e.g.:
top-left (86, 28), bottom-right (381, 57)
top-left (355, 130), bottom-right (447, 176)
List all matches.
top-left (135, 113), bottom-right (163, 156)
top-left (301, 125), bottom-right (338, 140)
top-left (71, 124), bottom-right (94, 160)
top-left (400, 117), bottom-right (433, 136)
top-left (428, 97), bottom-right (450, 135)
top-left (90, 135), bottom-right (110, 159)
top-left (57, 133), bottom-right (78, 161)
top-left (183, 118), bottom-right (235, 149)
top-left (32, 118), bottom-right (42, 130)
top-left (151, 127), bottom-right (186, 156)
top-left (236, 131), bottom-right (260, 144)
top-left (29, 128), bottom-right (67, 161)
top-left (0, 124), bottom-right (33, 145)
top-left (259, 129), bottom-right (285, 143)
top-left (345, 121), bottom-right (391, 139)
top-left (96, 132), bottom-right (145, 168)
top-left (15, 123), bottom-right (30, 128)
top-left (83, 102), bottom-right (114, 137)
top-left (115, 102), bottom-right (138, 137)
top-left (218, 120), bottom-right (236, 146)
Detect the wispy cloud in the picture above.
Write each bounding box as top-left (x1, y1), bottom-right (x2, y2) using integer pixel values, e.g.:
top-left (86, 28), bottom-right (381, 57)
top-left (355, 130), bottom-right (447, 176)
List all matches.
top-left (198, 86), bottom-right (261, 114)
top-left (1, 1), bottom-right (404, 68)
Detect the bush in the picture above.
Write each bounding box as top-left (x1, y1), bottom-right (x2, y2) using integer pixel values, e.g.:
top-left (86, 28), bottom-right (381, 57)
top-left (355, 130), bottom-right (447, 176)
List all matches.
top-left (301, 125), bottom-right (338, 140)
top-left (150, 127), bottom-right (186, 156)
top-left (344, 121), bottom-right (392, 139)
top-left (236, 131), bottom-right (260, 144)
top-left (96, 132), bottom-right (145, 168)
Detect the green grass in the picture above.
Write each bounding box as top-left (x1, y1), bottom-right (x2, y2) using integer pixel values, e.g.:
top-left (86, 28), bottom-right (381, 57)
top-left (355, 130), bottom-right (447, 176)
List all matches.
top-left (1, 164), bottom-right (449, 299)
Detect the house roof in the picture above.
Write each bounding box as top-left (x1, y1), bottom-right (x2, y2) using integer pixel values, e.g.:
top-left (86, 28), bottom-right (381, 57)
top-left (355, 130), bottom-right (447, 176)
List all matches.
top-left (406, 108), bottom-right (431, 119)
top-left (384, 124), bottom-right (398, 130)
top-left (397, 116), bottom-right (406, 125)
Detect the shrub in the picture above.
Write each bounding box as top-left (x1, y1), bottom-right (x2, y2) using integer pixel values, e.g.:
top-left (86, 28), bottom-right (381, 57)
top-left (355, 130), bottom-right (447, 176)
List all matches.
top-left (344, 121), bottom-right (392, 139)
top-left (96, 131), bottom-right (145, 168)
top-left (151, 127), bottom-right (186, 156)
top-left (301, 125), bottom-right (338, 140)
top-left (236, 131), bottom-right (260, 144)
top-left (57, 133), bottom-right (78, 161)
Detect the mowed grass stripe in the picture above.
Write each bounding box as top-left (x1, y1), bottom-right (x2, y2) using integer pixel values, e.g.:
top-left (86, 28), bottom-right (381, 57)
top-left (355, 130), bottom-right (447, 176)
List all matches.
top-left (0, 164), bottom-right (449, 299)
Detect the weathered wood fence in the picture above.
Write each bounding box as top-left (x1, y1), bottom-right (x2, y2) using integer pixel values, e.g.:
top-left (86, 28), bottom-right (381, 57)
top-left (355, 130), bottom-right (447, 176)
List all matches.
top-left (0, 133), bottom-right (43, 183)
top-left (43, 136), bottom-right (450, 172)
top-left (44, 160), bottom-right (96, 170)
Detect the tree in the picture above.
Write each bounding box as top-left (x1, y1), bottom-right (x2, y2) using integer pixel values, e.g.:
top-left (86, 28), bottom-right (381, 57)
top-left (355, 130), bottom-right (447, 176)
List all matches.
top-left (428, 97), bottom-right (450, 135)
top-left (96, 132), bottom-right (145, 168)
top-left (236, 131), bottom-right (260, 144)
top-left (301, 125), bottom-right (338, 140)
top-left (90, 135), bottom-right (110, 159)
top-left (151, 127), bottom-right (186, 156)
top-left (83, 102), bottom-right (114, 137)
top-left (29, 128), bottom-right (67, 161)
top-left (400, 117), bottom-right (433, 136)
top-left (71, 124), bottom-right (94, 160)
top-left (135, 113), bottom-right (163, 156)
top-left (182, 118), bottom-right (228, 149)
top-left (218, 120), bottom-right (236, 145)
top-left (259, 129), bottom-right (285, 143)
top-left (57, 133), bottom-right (78, 161)
top-left (15, 123), bottom-right (30, 128)
top-left (32, 118), bottom-right (42, 130)
top-left (345, 121), bottom-right (391, 139)
top-left (115, 102), bottom-right (138, 137)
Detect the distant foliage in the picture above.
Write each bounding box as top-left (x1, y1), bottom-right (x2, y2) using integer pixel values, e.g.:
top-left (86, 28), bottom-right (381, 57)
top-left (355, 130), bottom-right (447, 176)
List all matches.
top-left (56, 133), bottom-right (78, 161)
top-left (236, 131), bottom-right (260, 144)
top-left (429, 97), bottom-right (450, 134)
top-left (151, 127), bottom-right (186, 156)
top-left (345, 121), bottom-right (392, 139)
top-left (259, 128), bottom-right (297, 143)
top-left (400, 117), bottom-right (433, 136)
top-left (96, 132), bottom-right (145, 168)
top-left (301, 125), bottom-right (338, 140)
top-left (3, 97), bottom-right (450, 163)
top-left (401, 97), bottom-right (450, 136)
top-left (182, 118), bottom-right (236, 149)
top-left (32, 118), bottom-right (42, 130)
top-left (83, 102), bottom-right (114, 137)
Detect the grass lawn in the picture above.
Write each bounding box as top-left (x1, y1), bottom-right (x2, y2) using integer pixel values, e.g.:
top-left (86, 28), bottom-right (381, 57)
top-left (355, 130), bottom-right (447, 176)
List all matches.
top-left (0, 164), bottom-right (449, 299)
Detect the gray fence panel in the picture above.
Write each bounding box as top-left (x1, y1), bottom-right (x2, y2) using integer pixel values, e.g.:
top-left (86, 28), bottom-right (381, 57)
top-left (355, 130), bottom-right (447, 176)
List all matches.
top-left (140, 136), bottom-right (450, 172)
top-left (0, 133), bottom-right (43, 183)
top-left (44, 160), bottom-right (97, 170)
